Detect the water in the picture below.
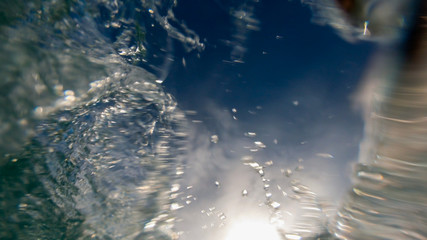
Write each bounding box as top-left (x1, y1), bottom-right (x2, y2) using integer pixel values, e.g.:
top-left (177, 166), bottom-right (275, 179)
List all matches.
top-left (1, 79), bottom-right (187, 239)
top-left (0, 0), bottom-right (191, 238)
top-left (0, 0), bottom-right (426, 239)
top-left (317, 1), bottom-right (427, 239)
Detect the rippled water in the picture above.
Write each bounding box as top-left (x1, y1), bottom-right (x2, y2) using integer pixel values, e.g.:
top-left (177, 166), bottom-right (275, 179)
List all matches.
top-left (322, 1), bottom-right (427, 239)
top-left (1, 0), bottom-right (426, 239)
top-left (0, 0), bottom-right (191, 239)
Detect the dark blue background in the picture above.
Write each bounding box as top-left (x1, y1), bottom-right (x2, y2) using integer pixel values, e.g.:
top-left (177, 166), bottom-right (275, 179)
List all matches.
top-left (166, 0), bottom-right (374, 110)
top-left (164, 0), bottom-right (376, 189)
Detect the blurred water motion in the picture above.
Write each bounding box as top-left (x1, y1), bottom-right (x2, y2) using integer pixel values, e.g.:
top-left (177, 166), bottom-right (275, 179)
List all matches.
top-left (311, 0), bottom-right (427, 239)
top-left (0, 0), bottom-right (426, 239)
top-left (0, 0), bottom-right (191, 239)
top-left (1, 78), bottom-right (187, 239)
top-left (0, 0), bottom-right (202, 160)
top-left (331, 13), bottom-right (427, 240)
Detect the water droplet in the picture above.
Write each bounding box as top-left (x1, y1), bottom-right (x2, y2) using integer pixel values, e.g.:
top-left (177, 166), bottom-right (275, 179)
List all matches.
top-left (248, 110), bottom-right (256, 115)
top-left (244, 132), bottom-right (257, 137)
top-left (34, 106), bottom-right (44, 117)
top-left (185, 110), bottom-right (197, 115)
top-left (144, 221), bottom-right (156, 229)
top-left (210, 135), bottom-right (219, 143)
top-left (254, 141), bottom-right (266, 148)
top-left (215, 181), bottom-right (220, 187)
top-left (270, 201), bottom-right (281, 209)
top-left (242, 189), bottom-right (248, 196)
top-left (281, 168), bottom-right (293, 177)
top-left (176, 166), bottom-right (184, 175)
top-left (64, 90), bottom-right (75, 96)
top-left (18, 203), bottom-right (28, 209)
top-left (171, 184), bottom-right (180, 192)
top-left (170, 203), bottom-right (183, 211)
top-left (316, 153), bottom-right (334, 158)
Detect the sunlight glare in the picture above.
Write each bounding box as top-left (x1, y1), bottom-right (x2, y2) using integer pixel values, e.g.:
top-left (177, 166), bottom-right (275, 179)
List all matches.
top-left (225, 220), bottom-right (282, 240)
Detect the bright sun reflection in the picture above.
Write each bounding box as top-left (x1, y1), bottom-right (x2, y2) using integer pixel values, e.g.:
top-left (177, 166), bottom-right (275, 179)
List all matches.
top-left (225, 220), bottom-right (282, 240)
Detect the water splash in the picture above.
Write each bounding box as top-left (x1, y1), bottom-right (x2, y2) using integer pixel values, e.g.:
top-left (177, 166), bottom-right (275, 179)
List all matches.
top-left (1, 0), bottom-right (426, 239)
top-left (304, 0), bottom-right (427, 239)
top-left (0, 0), bottom-right (198, 238)
top-left (329, 3), bottom-right (427, 237)
top-left (0, 68), bottom-right (188, 239)
top-left (0, 0), bottom-right (203, 160)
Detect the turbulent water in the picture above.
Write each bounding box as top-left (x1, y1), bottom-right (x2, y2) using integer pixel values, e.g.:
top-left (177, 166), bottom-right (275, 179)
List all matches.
top-left (1, 78), bottom-right (188, 239)
top-left (0, 0), bottom-right (426, 239)
top-left (0, 0), bottom-right (192, 239)
top-left (315, 1), bottom-right (427, 239)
